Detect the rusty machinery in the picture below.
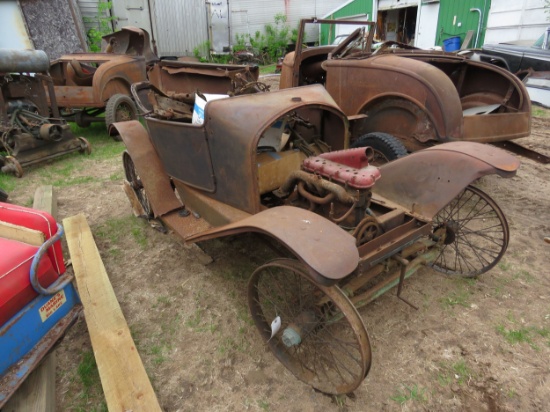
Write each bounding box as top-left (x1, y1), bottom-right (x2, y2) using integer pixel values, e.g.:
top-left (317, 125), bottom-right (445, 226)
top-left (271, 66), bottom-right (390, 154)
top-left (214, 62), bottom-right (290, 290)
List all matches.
top-left (0, 49), bottom-right (91, 177)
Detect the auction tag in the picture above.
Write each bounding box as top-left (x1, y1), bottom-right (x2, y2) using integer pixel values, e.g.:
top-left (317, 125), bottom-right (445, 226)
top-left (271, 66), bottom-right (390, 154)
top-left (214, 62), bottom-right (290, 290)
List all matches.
top-left (39, 290), bottom-right (66, 322)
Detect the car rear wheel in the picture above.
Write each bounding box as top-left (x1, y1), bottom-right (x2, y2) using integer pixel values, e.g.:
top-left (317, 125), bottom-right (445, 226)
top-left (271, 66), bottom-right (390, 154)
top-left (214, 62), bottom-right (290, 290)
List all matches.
top-left (351, 132), bottom-right (408, 166)
top-left (105, 94), bottom-right (138, 140)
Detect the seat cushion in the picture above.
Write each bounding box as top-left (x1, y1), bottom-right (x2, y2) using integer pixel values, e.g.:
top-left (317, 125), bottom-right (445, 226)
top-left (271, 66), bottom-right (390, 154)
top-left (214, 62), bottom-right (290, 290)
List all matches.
top-left (0, 238), bottom-right (59, 326)
top-left (0, 202), bottom-right (65, 275)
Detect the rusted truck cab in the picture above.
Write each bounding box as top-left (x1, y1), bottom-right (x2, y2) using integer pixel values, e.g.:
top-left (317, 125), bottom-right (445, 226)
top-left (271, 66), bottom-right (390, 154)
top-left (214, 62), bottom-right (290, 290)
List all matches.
top-left (280, 19), bottom-right (531, 155)
top-left (49, 27), bottom-right (158, 130)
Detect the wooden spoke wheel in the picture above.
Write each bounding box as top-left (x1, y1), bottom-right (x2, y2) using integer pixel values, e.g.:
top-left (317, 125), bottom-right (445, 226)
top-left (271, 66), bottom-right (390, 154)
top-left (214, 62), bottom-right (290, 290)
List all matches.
top-left (431, 186), bottom-right (509, 277)
top-left (122, 150), bottom-right (153, 219)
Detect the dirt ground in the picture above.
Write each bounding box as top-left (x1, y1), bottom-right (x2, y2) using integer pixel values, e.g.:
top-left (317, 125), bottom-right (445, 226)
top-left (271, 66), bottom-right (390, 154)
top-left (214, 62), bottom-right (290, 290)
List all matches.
top-left (6, 89), bottom-right (550, 411)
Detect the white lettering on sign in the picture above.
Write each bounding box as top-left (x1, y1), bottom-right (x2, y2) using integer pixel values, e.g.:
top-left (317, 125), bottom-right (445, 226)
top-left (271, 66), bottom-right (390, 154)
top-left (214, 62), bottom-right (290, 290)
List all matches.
top-left (39, 290), bottom-right (67, 322)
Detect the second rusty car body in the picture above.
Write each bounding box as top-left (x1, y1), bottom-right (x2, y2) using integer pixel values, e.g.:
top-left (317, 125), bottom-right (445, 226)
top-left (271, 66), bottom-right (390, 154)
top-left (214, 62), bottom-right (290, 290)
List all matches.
top-left (280, 19), bottom-right (532, 160)
top-left (48, 27), bottom-right (158, 130)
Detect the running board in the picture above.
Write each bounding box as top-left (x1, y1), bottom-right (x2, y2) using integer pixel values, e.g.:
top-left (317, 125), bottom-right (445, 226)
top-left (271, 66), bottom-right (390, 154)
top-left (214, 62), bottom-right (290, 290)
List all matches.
top-left (491, 141), bottom-right (550, 164)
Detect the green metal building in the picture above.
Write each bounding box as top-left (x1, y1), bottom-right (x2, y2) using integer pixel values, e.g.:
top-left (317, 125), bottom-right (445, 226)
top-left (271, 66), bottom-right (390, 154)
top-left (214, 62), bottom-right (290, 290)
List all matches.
top-left (320, 0), bottom-right (492, 50)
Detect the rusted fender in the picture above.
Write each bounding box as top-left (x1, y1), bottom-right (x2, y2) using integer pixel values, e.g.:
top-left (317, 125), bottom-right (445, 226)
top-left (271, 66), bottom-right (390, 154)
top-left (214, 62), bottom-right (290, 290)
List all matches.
top-left (186, 206), bottom-right (359, 285)
top-left (110, 120), bottom-right (182, 217)
top-left (373, 141), bottom-right (520, 220)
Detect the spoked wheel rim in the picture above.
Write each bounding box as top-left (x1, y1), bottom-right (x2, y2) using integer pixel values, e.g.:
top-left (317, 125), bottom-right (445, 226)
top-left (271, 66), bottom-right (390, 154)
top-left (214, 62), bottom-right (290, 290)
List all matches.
top-left (248, 258), bottom-right (371, 394)
top-left (431, 186), bottom-right (509, 277)
top-left (122, 150), bottom-right (153, 218)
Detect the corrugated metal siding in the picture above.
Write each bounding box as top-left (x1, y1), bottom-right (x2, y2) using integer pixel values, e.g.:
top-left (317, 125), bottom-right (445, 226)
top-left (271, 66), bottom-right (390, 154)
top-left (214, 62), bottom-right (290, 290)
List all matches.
top-left (436, 0), bottom-right (491, 47)
top-left (229, 0), bottom-right (345, 47)
top-left (151, 0), bottom-right (208, 57)
top-left (320, 0), bottom-right (374, 44)
top-left (485, 0), bottom-right (548, 43)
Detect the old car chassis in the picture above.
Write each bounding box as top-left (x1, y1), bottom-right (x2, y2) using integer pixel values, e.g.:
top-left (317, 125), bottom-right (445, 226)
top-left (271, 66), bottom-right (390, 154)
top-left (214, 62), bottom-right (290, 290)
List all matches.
top-left (113, 78), bottom-right (519, 395)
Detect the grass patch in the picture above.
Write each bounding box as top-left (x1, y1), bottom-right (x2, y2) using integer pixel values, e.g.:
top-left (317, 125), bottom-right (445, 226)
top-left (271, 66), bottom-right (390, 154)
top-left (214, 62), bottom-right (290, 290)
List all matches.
top-left (437, 360), bottom-right (473, 386)
top-left (496, 325), bottom-right (534, 346)
top-left (73, 350), bottom-right (107, 412)
top-left (94, 215), bottom-right (148, 253)
top-left (260, 64), bottom-right (278, 75)
top-left (532, 106), bottom-right (550, 118)
top-left (390, 384), bottom-right (427, 405)
top-left (441, 289), bottom-right (471, 308)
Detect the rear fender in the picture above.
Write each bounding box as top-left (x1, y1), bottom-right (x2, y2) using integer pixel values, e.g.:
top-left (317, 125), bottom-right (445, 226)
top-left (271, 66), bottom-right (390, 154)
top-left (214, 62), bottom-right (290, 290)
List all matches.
top-left (110, 120), bottom-right (182, 217)
top-left (373, 142), bottom-right (519, 220)
top-left (186, 206), bottom-right (359, 286)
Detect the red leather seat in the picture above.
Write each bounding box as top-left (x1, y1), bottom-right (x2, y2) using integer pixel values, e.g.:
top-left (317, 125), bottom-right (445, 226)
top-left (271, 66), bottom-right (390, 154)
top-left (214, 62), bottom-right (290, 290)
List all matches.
top-left (0, 202), bottom-right (65, 326)
top-left (0, 238), bottom-right (59, 326)
top-left (0, 203), bottom-right (65, 275)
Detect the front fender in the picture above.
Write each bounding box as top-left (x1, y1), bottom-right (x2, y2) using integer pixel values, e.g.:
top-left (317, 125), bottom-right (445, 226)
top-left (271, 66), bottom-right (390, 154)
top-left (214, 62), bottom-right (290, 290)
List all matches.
top-left (186, 206), bottom-right (359, 286)
top-left (373, 142), bottom-right (520, 220)
top-left (110, 120), bottom-right (182, 217)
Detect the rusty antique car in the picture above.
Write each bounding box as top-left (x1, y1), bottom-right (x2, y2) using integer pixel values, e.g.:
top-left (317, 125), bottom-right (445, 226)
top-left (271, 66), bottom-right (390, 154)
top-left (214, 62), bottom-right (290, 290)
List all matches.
top-left (0, 50), bottom-right (91, 177)
top-left (280, 19), bottom-right (540, 163)
top-left (48, 27), bottom-right (158, 131)
top-left (113, 69), bottom-right (519, 394)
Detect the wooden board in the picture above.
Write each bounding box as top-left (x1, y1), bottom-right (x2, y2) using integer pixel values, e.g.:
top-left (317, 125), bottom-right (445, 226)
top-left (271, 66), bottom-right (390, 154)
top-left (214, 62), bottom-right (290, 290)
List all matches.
top-left (0, 221), bottom-right (44, 246)
top-left (3, 185), bottom-right (57, 412)
top-left (63, 214), bottom-right (162, 412)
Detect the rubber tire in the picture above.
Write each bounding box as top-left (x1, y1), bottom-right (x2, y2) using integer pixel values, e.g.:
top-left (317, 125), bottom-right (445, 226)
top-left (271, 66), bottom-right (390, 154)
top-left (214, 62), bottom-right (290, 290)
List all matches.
top-left (351, 132), bottom-right (408, 164)
top-left (105, 94), bottom-right (137, 128)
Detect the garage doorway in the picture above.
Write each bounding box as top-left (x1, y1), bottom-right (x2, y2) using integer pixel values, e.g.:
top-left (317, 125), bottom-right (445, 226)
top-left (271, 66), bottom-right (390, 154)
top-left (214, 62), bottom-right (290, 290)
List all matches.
top-left (376, 6), bottom-right (418, 45)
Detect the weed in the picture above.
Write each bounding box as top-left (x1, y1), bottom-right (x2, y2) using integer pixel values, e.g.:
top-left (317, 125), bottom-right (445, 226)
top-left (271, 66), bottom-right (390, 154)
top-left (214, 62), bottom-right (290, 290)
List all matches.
top-left (84, 0), bottom-right (116, 52)
top-left (390, 384), bottom-right (427, 404)
top-left (452, 360), bottom-right (472, 384)
top-left (153, 296), bottom-right (172, 308)
top-left (437, 360), bottom-right (473, 386)
top-left (496, 324), bottom-right (535, 347)
top-left (0, 174), bottom-right (16, 193)
top-left (441, 289), bottom-right (470, 308)
top-left (257, 399), bottom-right (270, 410)
top-left (498, 261), bottom-right (512, 271)
top-left (73, 350), bottom-right (107, 411)
top-left (94, 215), bottom-right (148, 250)
top-left (532, 106), bottom-right (550, 118)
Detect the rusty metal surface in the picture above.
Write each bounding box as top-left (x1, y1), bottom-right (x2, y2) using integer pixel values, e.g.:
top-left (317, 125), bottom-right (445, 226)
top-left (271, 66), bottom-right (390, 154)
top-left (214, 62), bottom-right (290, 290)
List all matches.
top-left (281, 19), bottom-right (532, 149)
top-left (0, 49), bottom-right (50, 73)
top-left (186, 206), bottom-right (359, 282)
top-left (372, 142), bottom-right (520, 220)
top-left (112, 120), bottom-right (182, 217)
top-left (49, 55), bottom-right (147, 108)
top-left (100, 26), bottom-right (159, 65)
top-left (323, 55), bottom-right (465, 142)
top-left (139, 84), bottom-right (348, 215)
top-left (491, 141), bottom-right (550, 164)
top-left (0, 305), bottom-right (81, 409)
top-left (148, 60), bottom-right (259, 96)
top-left (144, 118), bottom-right (215, 192)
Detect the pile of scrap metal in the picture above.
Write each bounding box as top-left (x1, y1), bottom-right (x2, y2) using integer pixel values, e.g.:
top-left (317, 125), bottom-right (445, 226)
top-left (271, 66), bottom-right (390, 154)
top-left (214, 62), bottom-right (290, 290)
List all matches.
top-left (0, 50), bottom-right (91, 177)
top-left (0, 202), bottom-right (82, 407)
top-left (133, 60), bottom-right (267, 123)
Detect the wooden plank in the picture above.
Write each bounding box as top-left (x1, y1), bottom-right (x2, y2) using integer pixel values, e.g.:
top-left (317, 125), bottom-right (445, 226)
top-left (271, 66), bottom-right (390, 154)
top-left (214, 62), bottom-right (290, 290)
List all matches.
top-left (63, 214), bottom-right (162, 412)
top-left (2, 353), bottom-right (56, 412)
top-left (4, 185), bottom-right (57, 412)
top-left (460, 30), bottom-right (475, 50)
top-left (0, 221), bottom-right (44, 246)
top-left (33, 185), bottom-right (57, 217)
